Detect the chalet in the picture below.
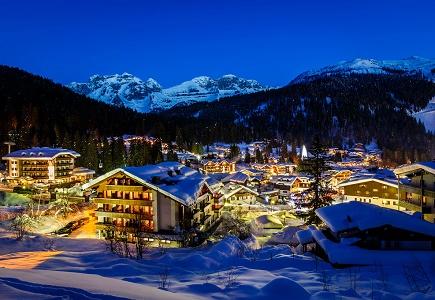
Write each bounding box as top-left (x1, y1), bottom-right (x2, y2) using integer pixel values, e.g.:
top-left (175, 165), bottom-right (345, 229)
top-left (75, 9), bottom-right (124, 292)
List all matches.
top-left (217, 183), bottom-right (259, 209)
top-left (270, 175), bottom-right (311, 200)
top-left (337, 169), bottom-right (401, 210)
top-left (296, 202), bottom-right (435, 265)
top-left (251, 163), bottom-right (296, 176)
top-left (394, 162), bottom-right (435, 223)
top-left (327, 169), bottom-right (353, 187)
top-left (200, 159), bottom-right (236, 174)
top-left (72, 167), bottom-right (95, 182)
top-left (2, 147), bottom-right (81, 184)
top-left (82, 162), bottom-right (221, 244)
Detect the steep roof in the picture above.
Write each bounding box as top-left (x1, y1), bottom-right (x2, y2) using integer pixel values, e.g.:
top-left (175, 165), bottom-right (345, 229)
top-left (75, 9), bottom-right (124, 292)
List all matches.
top-left (222, 172), bottom-right (249, 184)
top-left (394, 161), bottom-right (435, 176)
top-left (83, 162), bottom-right (209, 206)
top-left (337, 168), bottom-right (398, 188)
top-left (316, 202), bottom-right (435, 237)
top-left (3, 147), bottom-right (80, 159)
top-left (218, 183), bottom-right (259, 201)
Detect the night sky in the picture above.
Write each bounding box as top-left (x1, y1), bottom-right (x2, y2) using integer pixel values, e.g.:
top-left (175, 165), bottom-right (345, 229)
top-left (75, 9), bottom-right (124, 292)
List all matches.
top-left (1, 0), bottom-right (434, 87)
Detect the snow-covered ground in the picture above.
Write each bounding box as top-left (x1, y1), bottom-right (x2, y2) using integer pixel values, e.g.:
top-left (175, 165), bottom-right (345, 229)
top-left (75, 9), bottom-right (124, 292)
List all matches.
top-left (0, 233), bottom-right (434, 300)
top-left (414, 98), bottom-right (435, 133)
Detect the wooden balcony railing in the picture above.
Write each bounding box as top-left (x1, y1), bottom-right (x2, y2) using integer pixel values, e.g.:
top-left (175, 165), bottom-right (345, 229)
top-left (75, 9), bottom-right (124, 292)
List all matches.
top-left (93, 198), bottom-right (153, 206)
top-left (106, 185), bottom-right (144, 192)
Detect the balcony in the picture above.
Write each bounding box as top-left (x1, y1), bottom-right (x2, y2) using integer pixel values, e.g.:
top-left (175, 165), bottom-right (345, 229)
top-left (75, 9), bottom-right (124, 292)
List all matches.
top-left (95, 209), bottom-right (153, 220)
top-left (400, 184), bottom-right (435, 198)
top-left (93, 198), bottom-right (153, 206)
top-left (399, 199), bottom-right (422, 212)
top-left (106, 185), bottom-right (144, 192)
top-left (193, 210), bottom-right (203, 220)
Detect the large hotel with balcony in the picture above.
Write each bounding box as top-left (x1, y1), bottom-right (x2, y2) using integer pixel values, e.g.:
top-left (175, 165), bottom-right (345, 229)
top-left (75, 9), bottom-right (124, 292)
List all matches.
top-left (394, 162), bottom-right (435, 223)
top-left (2, 147), bottom-right (84, 184)
top-left (82, 162), bottom-right (222, 245)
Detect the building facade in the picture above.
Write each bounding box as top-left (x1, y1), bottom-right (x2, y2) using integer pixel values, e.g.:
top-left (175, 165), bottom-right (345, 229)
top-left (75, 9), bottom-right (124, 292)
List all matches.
top-left (338, 178), bottom-right (400, 210)
top-left (394, 162), bottom-right (435, 223)
top-left (2, 147), bottom-right (81, 184)
top-left (82, 162), bottom-right (221, 244)
top-left (200, 159), bottom-right (236, 174)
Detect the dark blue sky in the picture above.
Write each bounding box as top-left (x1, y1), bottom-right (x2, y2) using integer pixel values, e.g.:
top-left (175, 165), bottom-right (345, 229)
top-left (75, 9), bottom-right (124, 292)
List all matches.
top-left (1, 0), bottom-right (434, 87)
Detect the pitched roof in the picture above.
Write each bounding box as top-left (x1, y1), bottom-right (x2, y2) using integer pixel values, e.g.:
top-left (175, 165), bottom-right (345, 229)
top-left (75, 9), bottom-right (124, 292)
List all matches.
top-left (316, 202), bottom-right (435, 237)
top-left (337, 168), bottom-right (398, 188)
top-left (394, 161), bottom-right (435, 176)
top-left (218, 183), bottom-right (259, 201)
top-left (2, 147), bottom-right (80, 159)
top-left (83, 162), bottom-right (209, 206)
top-left (222, 172), bottom-right (249, 184)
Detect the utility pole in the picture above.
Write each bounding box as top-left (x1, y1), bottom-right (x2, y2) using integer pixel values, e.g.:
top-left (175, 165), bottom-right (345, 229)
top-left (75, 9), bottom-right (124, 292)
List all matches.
top-left (4, 141), bottom-right (15, 154)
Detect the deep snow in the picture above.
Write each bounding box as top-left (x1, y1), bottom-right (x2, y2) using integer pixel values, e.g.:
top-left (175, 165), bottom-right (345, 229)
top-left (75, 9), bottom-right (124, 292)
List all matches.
top-left (0, 234), bottom-right (434, 300)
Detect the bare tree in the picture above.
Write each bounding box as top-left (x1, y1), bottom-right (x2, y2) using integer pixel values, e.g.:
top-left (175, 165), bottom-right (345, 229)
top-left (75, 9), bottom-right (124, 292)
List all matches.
top-left (159, 266), bottom-right (170, 290)
top-left (49, 194), bottom-right (74, 218)
top-left (224, 267), bottom-right (239, 288)
top-left (10, 213), bottom-right (34, 240)
top-left (132, 212), bottom-right (152, 259)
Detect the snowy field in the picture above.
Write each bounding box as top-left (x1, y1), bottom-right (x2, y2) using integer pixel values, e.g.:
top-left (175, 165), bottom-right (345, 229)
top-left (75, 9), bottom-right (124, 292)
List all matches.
top-left (0, 233), bottom-right (434, 300)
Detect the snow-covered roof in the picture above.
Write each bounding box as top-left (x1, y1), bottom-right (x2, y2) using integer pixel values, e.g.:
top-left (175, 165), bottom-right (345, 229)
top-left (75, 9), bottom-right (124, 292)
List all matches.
top-left (222, 172), bottom-right (249, 184)
top-left (316, 202), bottom-right (435, 237)
top-left (295, 226), bottom-right (316, 245)
top-left (2, 147), bottom-right (80, 159)
top-left (218, 183), bottom-right (259, 201)
top-left (72, 167), bottom-right (95, 175)
top-left (394, 161), bottom-right (435, 176)
top-left (83, 162), bottom-right (209, 206)
top-left (337, 168), bottom-right (398, 188)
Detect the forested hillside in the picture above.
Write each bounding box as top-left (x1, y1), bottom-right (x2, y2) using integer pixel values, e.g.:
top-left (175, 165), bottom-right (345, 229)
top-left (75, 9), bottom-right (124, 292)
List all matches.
top-left (1, 66), bottom-right (434, 166)
top-left (153, 74), bottom-right (435, 164)
top-left (0, 66), bottom-right (146, 152)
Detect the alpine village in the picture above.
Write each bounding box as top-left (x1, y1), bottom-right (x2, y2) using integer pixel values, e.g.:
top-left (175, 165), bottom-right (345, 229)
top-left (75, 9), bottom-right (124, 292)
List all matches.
top-left (0, 2), bottom-right (435, 299)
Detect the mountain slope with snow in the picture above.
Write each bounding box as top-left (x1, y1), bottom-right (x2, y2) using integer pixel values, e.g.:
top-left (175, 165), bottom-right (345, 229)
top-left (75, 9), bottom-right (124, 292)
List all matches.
top-left (414, 97), bottom-right (435, 133)
top-left (292, 56), bottom-right (435, 84)
top-left (69, 73), bottom-right (265, 113)
top-left (290, 56), bottom-right (435, 133)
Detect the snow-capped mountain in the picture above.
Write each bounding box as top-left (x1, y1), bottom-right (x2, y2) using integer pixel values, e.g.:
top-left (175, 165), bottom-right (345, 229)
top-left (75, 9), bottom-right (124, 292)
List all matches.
top-left (68, 73), bottom-right (265, 113)
top-left (292, 56), bottom-right (435, 84)
top-left (290, 56), bottom-right (435, 133)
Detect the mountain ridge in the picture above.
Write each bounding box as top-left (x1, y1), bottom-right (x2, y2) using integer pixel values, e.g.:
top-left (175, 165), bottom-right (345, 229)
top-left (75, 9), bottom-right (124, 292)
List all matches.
top-left (69, 73), bottom-right (266, 113)
top-left (291, 56), bottom-right (435, 84)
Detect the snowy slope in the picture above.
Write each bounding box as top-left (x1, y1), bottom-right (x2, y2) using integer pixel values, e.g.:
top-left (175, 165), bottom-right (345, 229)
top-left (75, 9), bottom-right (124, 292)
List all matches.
top-left (414, 97), bottom-right (435, 134)
top-left (0, 235), bottom-right (434, 299)
top-left (69, 73), bottom-right (265, 113)
top-left (292, 56), bottom-right (435, 84)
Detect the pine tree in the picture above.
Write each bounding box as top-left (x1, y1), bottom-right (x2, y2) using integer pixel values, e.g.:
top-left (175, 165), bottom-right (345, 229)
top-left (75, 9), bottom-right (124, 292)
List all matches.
top-left (101, 137), bottom-right (113, 172)
top-left (228, 144), bottom-right (240, 159)
top-left (244, 148), bottom-right (251, 164)
top-left (298, 137), bottom-right (334, 225)
top-left (255, 148), bottom-right (263, 163)
top-left (279, 143), bottom-right (288, 162)
top-left (111, 137), bottom-right (126, 168)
